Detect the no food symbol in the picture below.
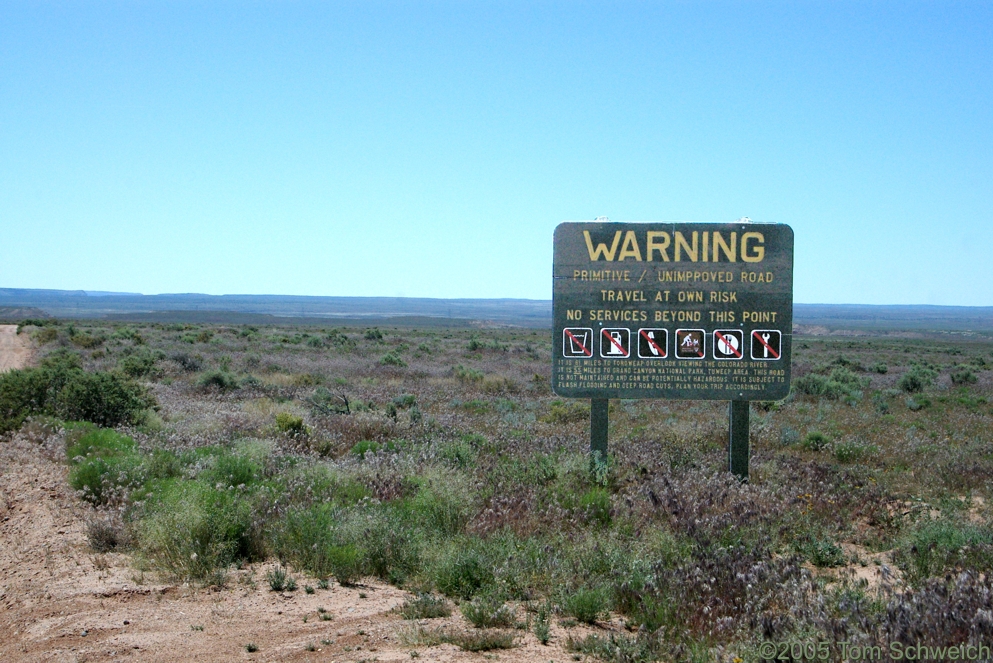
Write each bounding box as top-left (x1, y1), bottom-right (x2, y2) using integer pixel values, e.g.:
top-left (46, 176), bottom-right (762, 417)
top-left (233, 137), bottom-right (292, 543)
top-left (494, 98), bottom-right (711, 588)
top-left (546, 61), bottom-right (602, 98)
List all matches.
top-left (713, 330), bottom-right (744, 360)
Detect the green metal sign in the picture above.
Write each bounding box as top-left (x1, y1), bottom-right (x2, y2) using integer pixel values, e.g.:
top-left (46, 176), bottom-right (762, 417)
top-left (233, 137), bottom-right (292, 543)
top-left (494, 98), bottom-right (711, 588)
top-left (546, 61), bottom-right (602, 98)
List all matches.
top-left (553, 221), bottom-right (794, 401)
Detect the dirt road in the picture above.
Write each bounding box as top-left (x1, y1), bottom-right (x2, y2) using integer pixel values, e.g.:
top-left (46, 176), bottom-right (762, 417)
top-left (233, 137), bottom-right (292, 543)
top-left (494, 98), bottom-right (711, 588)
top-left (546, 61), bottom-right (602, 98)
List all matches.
top-left (0, 324), bottom-right (33, 372)
top-left (0, 438), bottom-right (591, 663)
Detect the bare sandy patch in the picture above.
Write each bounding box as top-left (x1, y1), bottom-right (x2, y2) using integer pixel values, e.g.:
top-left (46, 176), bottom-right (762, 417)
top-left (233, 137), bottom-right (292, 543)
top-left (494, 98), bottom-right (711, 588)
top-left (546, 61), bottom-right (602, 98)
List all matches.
top-left (0, 324), bottom-right (33, 372)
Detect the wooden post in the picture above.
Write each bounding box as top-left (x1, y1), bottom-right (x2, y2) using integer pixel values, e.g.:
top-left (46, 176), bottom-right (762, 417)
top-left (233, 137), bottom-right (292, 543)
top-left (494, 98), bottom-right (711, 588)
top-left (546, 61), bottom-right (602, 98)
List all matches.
top-left (591, 398), bottom-right (609, 458)
top-left (729, 400), bottom-right (749, 481)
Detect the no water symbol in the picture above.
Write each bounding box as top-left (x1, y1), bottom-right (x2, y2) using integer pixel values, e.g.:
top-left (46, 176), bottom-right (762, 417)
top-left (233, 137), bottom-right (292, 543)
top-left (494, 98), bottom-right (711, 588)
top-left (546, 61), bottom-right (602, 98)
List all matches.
top-left (562, 327), bottom-right (594, 357)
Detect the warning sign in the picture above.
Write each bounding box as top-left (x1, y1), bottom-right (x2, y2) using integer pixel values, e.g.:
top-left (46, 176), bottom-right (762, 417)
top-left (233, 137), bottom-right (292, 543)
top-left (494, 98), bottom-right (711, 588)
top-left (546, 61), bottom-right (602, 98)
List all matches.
top-left (675, 329), bottom-right (705, 359)
top-left (637, 328), bottom-right (668, 358)
top-left (552, 220), bottom-right (793, 400)
top-left (562, 328), bottom-right (593, 358)
top-left (599, 328), bottom-right (631, 358)
top-left (713, 330), bottom-right (744, 360)
top-left (750, 329), bottom-right (781, 360)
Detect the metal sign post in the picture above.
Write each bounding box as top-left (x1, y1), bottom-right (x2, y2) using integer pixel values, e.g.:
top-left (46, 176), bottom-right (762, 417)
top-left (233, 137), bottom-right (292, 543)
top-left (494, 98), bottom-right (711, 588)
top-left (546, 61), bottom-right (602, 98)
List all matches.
top-left (552, 221), bottom-right (794, 481)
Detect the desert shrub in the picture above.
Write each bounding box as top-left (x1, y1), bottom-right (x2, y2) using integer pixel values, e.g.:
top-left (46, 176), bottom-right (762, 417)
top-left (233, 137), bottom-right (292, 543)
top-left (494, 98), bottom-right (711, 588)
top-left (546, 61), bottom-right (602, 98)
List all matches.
top-left (196, 371), bottom-right (240, 390)
top-left (170, 352), bottom-right (204, 372)
top-left (950, 365), bottom-right (978, 385)
top-left (460, 595), bottom-right (515, 628)
top-left (779, 426), bottom-right (801, 446)
top-left (793, 367), bottom-right (868, 403)
top-left (906, 395), bottom-right (931, 411)
top-left (567, 633), bottom-right (661, 663)
top-left (53, 372), bottom-right (156, 427)
top-left (351, 439), bottom-right (398, 456)
top-left (579, 487), bottom-right (612, 527)
top-left (70, 332), bottom-right (105, 349)
top-left (118, 348), bottom-right (163, 378)
top-left (273, 503), bottom-right (358, 584)
top-left (896, 520), bottom-right (993, 584)
top-left (364, 328), bottom-right (383, 341)
top-left (412, 628), bottom-right (517, 652)
top-left (275, 412), bottom-right (306, 436)
top-left (392, 394), bottom-right (417, 408)
top-left (453, 365), bottom-right (484, 383)
top-left (402, 479), bottom-right (472, 536)
top-left (139, 480), bottom-right (260, 584)
top-left (834, 439), bottom-right (878, 463)
top-left (801, 431), bottom-right (831, 451)
top-left (198, 447), bottom-right (265, 487)
top-left (898, 363), bottom-right (937, 393)
top-left (0, 354), bottom-right (154, 433)
top-left (542, 400), bottom-right (589, 424)
top-left (33, 327), bottom-right (59, 344)
top-left (434, 544), bottom-right (494, 599)
top-left (396, 593), bottom-right (452, 619)
top-left (267, 565), bottom-right (290, 591)
top-left (438, 438), bottom-right (477, 469)
top-left (17, 318), bottom-right (59, 332)
top-left (360, 510), bottom-right (423, 583)
top-left (86, 510), bottom-right (130, 552)
top-left (380, 351), bottom-right (407, 367)
top-left (561, 586), bottom-right (609, 624)
top-left (868, 361), bottom-right (889, 374)
top-left (325, 544), bottom-right (364, 585)
top-left (800, 536), bottom-right (846, 567)
top-left (481, 375), bottom-right (518, 394)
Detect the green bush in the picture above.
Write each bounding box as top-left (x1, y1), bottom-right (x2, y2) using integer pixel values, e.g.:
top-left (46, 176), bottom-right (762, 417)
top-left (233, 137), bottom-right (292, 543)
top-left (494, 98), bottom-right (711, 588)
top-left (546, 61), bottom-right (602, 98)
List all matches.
top-left (802, 431), bottom-right (831, 451)
top-left (801, 537), bottom-right (846, 567)
top-left (396, 593), bottom-right (452, 619)
top-left (453, 365), bottom-right (484, 383)
top-left (834, 440), bottom-right (878, 463)
top-left (196, 371), bottom-right (240, 390)
top-left (898, 363), bottom-right (937, 393)
top-left (139, 481), bottom-right (259, 584)
top-left (561, 587), bottom-right (608, 624)
top-left (898, 520), bottom-right (993, 583)
top-left (793, 368), bottom-right (868, 404)
top-left (275, 412), bottom-right (306, 436)
top-left (542, 400), bottom-right (589, 424)
top-left (460, 595), bottom-right (515, 628)
top-left (435, 546), bottom-right (494, 600)
top-left (326, 544), bottom-right (365, 586)
top-left (364, 328), bottom-right (384, 341)
top-left (579, 488), bottom-right (612, 527)
top-left (951, 365), bottom-right (978, 385)
top-left (118, 349), bottom-right (163, 378)
top-left (0, 353), bottom-right (154, 433)
top-left (380, 352), bottom-right (407, 367)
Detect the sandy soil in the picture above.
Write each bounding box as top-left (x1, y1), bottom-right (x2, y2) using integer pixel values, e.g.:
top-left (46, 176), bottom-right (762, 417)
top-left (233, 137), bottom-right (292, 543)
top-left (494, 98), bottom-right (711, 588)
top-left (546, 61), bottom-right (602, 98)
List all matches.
top-left (0, 325), bottom-right (33, 372)
top-left (0, 434), bottom-right (605, 663)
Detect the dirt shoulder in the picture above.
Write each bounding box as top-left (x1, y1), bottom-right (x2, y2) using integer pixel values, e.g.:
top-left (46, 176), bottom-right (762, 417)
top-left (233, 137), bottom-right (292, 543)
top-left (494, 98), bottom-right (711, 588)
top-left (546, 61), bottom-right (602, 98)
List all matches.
top-left (0, 433), bottom-right (596, 663)
top-left (0, 324), bottom-right (34, 372)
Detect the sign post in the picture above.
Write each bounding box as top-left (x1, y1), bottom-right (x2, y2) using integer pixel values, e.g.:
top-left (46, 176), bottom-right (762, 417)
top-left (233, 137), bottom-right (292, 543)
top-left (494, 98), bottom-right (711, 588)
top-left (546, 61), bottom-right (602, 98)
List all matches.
top-left (552, 221), bottom-right (794, 481)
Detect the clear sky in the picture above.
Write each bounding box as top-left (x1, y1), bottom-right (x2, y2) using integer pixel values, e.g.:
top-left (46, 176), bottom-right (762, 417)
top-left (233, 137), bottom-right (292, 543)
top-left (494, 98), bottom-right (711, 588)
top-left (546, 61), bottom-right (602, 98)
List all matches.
top-left (1, 1), bottom-right (990, 305)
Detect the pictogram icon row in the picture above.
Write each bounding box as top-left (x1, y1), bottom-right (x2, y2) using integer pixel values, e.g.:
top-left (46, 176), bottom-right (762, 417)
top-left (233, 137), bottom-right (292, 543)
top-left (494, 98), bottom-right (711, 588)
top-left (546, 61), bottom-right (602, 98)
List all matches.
top-left (562, 328), bottom-right (782, 360)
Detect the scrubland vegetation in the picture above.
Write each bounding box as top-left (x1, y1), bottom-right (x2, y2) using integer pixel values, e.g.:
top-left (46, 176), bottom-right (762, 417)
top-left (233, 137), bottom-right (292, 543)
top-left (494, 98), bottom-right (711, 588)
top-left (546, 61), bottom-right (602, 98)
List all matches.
top-left (5, 319), bottom-right (993, 660)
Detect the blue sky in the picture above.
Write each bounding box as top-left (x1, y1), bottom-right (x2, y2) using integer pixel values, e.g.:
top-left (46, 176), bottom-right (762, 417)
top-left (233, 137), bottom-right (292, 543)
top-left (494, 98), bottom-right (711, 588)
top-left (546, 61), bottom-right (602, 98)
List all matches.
top-left (1, 1), bottom-right (990, 305)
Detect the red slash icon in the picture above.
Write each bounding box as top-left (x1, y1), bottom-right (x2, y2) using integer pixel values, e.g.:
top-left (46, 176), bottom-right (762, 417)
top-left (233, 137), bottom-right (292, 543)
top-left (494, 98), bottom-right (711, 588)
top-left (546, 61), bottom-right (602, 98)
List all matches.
top-left (751, 330), bottom-right (781, 359)
top-left (602, 328), bottom-right (629, 356)
top-left (564, 329), bottom-right (592, 356)
top-left (639, 329), bottom-right (666, 357)
top-left (714, 330), bottom-right (743, 358)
